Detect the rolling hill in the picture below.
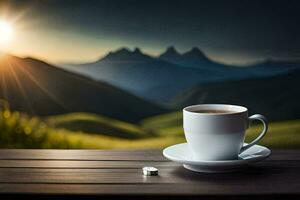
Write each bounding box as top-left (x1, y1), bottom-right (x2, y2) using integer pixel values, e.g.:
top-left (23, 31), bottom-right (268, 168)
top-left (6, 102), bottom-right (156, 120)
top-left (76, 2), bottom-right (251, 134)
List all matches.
top-left (0, 54), bottom-right (166, 122)
top-left (1, 107), bottom-right (299, 149)
top-left (171, 68), bottom-right (300, 121)
top-left (46, 112), bottom-right (150, 139)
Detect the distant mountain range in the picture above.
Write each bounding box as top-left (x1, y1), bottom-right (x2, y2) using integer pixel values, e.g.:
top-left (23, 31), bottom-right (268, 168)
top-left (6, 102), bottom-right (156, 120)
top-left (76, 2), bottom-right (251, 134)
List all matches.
top-left (0, 50), bottom-right (299, 123)
top-left (0, 55), bottom-right (167, 122)
top-left (63, 47), bottom-right (299, 104)
top-left (63, 48), bottom-right (225, 103)
top-left (159, 46), bottom-right (210, 67)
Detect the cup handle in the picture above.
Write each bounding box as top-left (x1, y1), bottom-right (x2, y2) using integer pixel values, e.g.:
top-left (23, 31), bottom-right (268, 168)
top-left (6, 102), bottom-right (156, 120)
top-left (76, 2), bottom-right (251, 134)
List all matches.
top-left (240, 114), bottom-right (268, 153)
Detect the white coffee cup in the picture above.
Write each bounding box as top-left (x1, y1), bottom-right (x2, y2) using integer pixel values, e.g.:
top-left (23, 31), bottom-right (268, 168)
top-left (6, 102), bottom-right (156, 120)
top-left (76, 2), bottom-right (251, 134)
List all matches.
top-left (183, 104), bottom-right (268, 161)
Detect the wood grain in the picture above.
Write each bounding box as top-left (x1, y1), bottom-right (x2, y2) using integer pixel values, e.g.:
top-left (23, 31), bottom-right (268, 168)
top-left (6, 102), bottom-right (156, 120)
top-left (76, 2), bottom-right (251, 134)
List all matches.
top-left (0, 183), bottom-right (299, 195)
top-left (0, 149), bottom-right (299, 161)
top-left (0, 149), bottom-right (166, 161)
top-left (0, 162), bottom-right (299, 184)
top-left (0, 149), bottom-right (298, 197)
top-left (0, 160), bottom-right (180, 168)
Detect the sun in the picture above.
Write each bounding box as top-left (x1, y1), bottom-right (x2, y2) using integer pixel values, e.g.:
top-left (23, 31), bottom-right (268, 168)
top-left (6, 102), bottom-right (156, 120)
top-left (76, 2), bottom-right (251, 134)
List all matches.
top-left (0, 20), bottom-right (13, 45)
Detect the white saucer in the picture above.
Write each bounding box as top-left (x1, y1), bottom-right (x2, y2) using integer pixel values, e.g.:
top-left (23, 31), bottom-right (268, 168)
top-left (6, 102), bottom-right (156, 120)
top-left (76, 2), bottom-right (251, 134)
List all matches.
top-left (163, 143), bottom-right (271, 173)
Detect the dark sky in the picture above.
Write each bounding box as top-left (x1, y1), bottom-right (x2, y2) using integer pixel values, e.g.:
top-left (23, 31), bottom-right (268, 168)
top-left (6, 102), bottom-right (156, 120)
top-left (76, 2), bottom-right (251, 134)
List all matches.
top-left (2, 0), bottom-right (300, 64)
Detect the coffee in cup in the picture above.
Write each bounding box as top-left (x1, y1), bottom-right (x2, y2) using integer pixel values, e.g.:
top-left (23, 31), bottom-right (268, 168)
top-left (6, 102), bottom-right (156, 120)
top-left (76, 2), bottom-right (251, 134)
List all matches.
top-left (183, 104), bottom-right (268, 161)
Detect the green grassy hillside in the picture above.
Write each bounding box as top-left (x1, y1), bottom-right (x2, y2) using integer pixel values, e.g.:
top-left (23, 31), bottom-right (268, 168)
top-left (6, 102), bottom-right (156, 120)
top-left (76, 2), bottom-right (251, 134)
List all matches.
top-left (1, 107), bottom-right (299, 149)
top-left (0, 108), bottom-right (182, 149)
top-left (141, 111), bottom-right (182, 135)
top-left (46, 112), bottom-right (151, 139)
top-left (142, 111), bottom-right (300, 149)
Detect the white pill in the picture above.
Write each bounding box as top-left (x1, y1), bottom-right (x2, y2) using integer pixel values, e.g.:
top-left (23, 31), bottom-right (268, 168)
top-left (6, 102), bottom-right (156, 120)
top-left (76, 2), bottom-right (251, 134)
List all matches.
top-left (142, 167), bottom-right (158, 176)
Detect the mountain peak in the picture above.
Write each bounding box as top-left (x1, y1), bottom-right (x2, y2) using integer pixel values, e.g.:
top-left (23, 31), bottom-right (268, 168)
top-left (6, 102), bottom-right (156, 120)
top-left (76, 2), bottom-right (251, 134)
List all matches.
top-left (133, 47), bottom-right (141, 54)
top-left (190, 47), bottom-right (202, 53)
top-left (159, 46), bottom-right (181, 61)
top-left (182, 47), bottom-right (208, 60)
top-left (166, 46), bottom-right (179, 54)
top-left (115, 47), bottom-right (131, 54)
top-left (100, 47), bottom-right (152, 62)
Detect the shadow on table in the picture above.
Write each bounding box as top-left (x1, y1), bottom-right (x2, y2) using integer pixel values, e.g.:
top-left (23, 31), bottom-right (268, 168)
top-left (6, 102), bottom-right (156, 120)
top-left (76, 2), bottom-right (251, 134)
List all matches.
top-left (170, 164), bottom-right (285, 182)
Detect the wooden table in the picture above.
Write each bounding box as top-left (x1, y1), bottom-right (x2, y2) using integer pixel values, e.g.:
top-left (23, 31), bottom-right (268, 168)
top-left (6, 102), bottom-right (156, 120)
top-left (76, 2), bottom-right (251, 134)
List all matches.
top-left (0, 149), bottom-right (299, 199)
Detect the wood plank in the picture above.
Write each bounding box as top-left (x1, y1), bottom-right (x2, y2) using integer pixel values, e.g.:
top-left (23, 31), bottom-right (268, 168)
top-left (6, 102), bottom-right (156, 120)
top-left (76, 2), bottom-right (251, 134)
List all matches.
top-left (0, 149), bottom-right (299, 161)
top-left (0, 182), bottom-right (299, 195)
top-left (0, 159), bottom-right (298, 169)
top-left (0, 161), bottom-right (299, 185)
top-left (268, 150), bottom-right (300, 160)
top-left (0, 150), bottom-right (166, 161)
top-left (0, 160), bottom-right (180, 168)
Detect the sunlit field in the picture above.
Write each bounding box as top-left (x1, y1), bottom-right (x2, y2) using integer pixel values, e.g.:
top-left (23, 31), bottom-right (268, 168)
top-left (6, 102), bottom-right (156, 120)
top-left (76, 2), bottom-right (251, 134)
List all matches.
top-left (1, 106), bottom-right (299, 149)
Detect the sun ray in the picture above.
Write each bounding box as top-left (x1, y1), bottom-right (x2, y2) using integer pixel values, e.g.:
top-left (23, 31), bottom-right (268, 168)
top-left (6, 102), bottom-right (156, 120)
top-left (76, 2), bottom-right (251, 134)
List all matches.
top-left (0, 62), bottom-right (8, 101)
top-left (11, 58), bottom-right (68, 110)
top-left (7, 58), bottom-right (35, 113)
